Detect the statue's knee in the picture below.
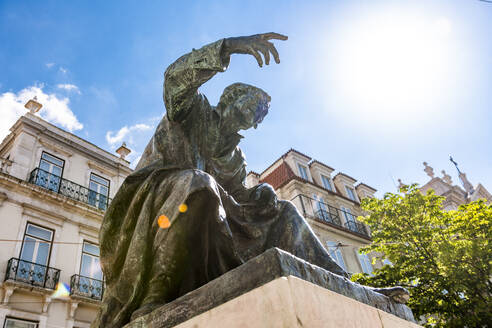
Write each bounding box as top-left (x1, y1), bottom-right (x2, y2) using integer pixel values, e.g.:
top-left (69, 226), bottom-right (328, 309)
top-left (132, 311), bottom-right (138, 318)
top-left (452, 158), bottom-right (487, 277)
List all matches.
top-left (181, 169), bottom-right (220, 196)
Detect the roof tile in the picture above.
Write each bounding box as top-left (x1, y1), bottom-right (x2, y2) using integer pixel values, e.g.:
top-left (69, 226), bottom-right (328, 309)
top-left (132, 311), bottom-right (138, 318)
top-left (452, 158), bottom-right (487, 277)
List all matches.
top-left (260, 161), bottom-right (296, 189)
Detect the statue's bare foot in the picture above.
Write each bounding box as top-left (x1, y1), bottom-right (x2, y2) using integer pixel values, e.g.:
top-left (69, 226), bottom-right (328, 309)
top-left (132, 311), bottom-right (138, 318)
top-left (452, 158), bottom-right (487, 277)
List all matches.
top-left (371, 286), bottom-right (410, 304)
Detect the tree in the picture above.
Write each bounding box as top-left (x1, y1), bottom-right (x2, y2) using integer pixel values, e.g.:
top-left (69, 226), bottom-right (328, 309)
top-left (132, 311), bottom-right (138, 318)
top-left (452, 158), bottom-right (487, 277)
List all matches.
top-left (352, 184), bottom-right (491, 327)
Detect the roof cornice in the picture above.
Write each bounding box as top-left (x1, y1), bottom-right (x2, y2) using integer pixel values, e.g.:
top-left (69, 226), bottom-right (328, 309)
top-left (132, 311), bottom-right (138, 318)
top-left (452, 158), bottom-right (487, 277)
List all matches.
top-left (14, 114), bottom-right (132, 174)
top-left (355, 182), bottom-right (377, 193)
top-left (333, 172), bottom-right (357, 184)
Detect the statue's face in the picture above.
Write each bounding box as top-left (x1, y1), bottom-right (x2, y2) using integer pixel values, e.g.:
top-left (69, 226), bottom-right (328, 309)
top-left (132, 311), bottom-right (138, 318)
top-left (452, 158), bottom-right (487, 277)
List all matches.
top-left (219, 83), bottom-right (271, 133)
top-left (229, 93), bottom-right (270, 131)
top-left (252, 96), bottom-right (270, 129)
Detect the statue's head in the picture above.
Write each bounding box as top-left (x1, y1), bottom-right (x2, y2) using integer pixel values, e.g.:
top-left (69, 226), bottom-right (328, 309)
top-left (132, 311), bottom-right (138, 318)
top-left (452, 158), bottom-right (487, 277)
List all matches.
top-left (217, 83), bottom-right (271, 132)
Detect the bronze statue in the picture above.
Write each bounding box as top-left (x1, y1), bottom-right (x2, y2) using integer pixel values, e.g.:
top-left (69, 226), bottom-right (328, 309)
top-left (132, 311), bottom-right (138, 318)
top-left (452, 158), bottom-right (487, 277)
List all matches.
top-left (92, 33), bottom-right (408, 328)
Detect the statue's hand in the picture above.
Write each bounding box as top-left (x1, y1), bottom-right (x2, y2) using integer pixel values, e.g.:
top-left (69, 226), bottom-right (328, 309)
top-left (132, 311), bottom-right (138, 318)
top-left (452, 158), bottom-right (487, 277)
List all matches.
top-left (251, 183), bottom-right (278, 208)
top-left (223, 32), bottom-right (288, 67)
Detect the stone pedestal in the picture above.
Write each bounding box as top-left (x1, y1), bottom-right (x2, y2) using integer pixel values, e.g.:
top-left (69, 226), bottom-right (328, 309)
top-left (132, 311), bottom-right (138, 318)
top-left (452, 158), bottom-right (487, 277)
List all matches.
top-left (125, 248), bottom-right (420, 328)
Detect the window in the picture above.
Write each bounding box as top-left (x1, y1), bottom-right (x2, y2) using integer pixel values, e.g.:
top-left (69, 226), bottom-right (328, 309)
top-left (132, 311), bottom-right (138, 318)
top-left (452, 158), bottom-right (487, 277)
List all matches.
top-left (297, 164), bottom-right (309, 180)
top-left (88, 173), bottom-right (110, 210)
top-left (80, 241), bottom-right (103, 280)
top-left (313, 194), bottom-right (327, 218)
top-left (345, 186), bottom-right (357, 201)
top-left (37, 152), bottom-right (64, 192)
top-left (18, 223), bottom-right (54, 284)
top-left (342, 206), bottom-right (358, 232)
top-left (357, 251), bottom-right (373, 275)
top-left (383, 258), bottom-right (393, 266)
top-left (4, 318), bottom-right (38, 328)
top-left (326, 241), bottom-right (346, 271)
top-left (341, 207), bottom-right (355, 223)
top-left (321, 174), bottom-right (332, 191)
top-left (78, 241), bottom-right (103, 298)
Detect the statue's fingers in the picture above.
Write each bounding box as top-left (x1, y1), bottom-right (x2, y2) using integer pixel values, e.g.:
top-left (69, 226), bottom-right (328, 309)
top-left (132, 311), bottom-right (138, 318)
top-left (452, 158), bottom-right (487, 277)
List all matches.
top-left (261, 32), bottom-right (288, 41)
top-left (257, 45), bottom-right (270, 65)
top-left (248, 47), bottom-right (263, 67)
top-left (266, 42), bottom-right (280, 64)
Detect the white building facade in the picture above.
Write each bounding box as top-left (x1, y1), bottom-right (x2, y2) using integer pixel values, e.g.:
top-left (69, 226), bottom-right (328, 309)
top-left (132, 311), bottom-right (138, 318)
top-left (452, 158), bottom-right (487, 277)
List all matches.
top-left (0, 107), bottom-right (132, 328)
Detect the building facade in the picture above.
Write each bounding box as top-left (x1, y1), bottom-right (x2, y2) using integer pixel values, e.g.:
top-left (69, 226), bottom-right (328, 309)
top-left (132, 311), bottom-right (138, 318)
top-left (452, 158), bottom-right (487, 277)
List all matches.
top-left (246, 149), bottom-right (381, 276)
top-left (402, 161), bottom-right (491, 210)
top-left (0, 103), bottom-right (132, 328)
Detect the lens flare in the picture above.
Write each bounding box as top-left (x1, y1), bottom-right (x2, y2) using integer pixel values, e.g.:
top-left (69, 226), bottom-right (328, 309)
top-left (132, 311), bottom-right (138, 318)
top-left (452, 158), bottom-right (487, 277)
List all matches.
top-left (52, 282), bottom-right (70, 299)
top-left (157, 215), bottom-right (171, 229)
top-left (178, 204), bottom-right (188, 213)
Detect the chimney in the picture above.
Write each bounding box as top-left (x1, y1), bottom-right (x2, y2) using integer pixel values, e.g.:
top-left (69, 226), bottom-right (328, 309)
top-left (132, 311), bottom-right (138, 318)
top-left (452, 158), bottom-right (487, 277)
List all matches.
top-left (24, 96), bottom-right (43, 113)
top-left (116, 142), bottom-right (131, 160)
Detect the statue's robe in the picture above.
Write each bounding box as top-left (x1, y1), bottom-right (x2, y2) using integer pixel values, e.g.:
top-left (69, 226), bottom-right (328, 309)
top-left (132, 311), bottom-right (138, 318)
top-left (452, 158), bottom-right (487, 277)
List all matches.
top-left (92, 40), bottom-right (346, 328)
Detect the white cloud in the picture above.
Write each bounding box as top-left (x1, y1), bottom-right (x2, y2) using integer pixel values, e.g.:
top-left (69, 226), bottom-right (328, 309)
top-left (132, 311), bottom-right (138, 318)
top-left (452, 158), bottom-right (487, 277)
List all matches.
top-left (106, 116), bottom-right (161, 169)
top-left (0, 85), bottom-right (83, 141)
top-left (57, 84), bottom-right (81, 94)
top-left (105, 123), bottom-right (152, 147)
top-left (59, 67), bottom-right (68, 74)
top-left (45, 62), bottom-right (55, 68)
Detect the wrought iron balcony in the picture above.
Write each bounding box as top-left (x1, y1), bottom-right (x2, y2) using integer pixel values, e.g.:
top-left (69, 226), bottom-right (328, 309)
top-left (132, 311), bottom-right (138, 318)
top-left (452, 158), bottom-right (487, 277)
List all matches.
top-left (344, 219), bottom-right (369, 236)
top-left (314, 208), bottom-right (342, 226)
top-left (70, 274), bottom-right (104, 300)
top-left (291, 194), bottom-right (370, 238)
top-left (4, 258), bottom-right (60, 290)
top-left (28, 168), bottom-right (111, 211)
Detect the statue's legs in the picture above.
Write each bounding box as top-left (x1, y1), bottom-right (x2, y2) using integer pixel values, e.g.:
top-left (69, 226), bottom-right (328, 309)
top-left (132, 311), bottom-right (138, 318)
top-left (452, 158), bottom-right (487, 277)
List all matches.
top-left (268, 200), bottom-right (348, 277)
top-left (131, 170), bottom-right (241, 320)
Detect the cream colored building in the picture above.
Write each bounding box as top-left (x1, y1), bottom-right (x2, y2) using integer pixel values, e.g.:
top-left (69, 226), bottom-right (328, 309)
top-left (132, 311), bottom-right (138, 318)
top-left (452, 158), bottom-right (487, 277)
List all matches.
top-left (0, 100), bottom-right (132, 328)
top-left (403, 161), bottom-right (491, 210)
top-left (246, 149), bottom-right (380, 276)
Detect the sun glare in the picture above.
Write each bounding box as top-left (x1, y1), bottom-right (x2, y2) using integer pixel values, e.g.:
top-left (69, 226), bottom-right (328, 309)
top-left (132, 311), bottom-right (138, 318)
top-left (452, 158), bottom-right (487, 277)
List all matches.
top-left (329, 11), bottom-right (460, 127)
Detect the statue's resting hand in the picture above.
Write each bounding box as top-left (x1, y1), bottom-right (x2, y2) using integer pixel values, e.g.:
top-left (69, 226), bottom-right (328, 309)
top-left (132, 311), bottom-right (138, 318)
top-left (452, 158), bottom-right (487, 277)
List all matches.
top-left (250, 183), bottom-right (278, 208)
top-left (223, 32), bottom-right (288, 67)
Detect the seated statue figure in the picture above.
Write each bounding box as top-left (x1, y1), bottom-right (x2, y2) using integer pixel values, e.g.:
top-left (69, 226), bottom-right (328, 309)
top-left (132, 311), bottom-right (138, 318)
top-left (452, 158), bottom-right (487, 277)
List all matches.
top-left (92, 33), bottom-right (408, 328)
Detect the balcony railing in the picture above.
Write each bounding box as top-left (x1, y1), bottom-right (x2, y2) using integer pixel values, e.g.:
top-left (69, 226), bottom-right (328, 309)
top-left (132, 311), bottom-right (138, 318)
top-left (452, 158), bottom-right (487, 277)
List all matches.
top-left (70, 274), bottom-right (104, 300)
top-left (28, 168), bottom-right (111, 211)
top-left (4, 258), bottom-right (60, 290)
top-left (291, 194), bottom-right (370, 238)
top-left (344, 220), bottom-right (369, 236)
top-left (314, 208), bottom-right (342, 226)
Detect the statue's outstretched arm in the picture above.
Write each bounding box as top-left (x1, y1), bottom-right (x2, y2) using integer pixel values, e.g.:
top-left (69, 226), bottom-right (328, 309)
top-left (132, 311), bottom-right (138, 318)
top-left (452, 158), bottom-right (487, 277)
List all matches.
top-left (164, 33), bottom-right (287, 122)
top-left (164, 40), bottom-right (231, 122)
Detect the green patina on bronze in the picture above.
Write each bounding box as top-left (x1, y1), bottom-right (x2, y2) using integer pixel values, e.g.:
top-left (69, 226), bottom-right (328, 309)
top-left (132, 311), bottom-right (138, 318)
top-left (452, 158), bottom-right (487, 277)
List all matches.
top-left (92, 34), bottom-right (408, 328)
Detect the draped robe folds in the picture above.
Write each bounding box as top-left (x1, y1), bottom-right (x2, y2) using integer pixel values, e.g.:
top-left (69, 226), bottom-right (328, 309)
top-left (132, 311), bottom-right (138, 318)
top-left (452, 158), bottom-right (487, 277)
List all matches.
top-left (92, 39), bottom-right (346, 328)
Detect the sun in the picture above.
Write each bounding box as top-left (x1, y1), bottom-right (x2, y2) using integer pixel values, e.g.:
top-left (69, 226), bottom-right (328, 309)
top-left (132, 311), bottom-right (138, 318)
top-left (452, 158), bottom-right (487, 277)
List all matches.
top-left (329, 12), bottom-right (457, 126)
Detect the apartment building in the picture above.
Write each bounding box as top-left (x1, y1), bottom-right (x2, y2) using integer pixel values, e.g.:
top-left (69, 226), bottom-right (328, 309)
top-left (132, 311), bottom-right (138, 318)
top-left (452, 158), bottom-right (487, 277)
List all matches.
top-left (0, 99), bottom-right (132, 328)
top-left (246, 149), bottom-right (380, 276)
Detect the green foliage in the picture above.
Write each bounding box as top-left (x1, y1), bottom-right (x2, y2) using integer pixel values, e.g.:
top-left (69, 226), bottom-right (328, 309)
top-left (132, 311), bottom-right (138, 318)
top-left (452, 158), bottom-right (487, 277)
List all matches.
top-left (352, 184), bottom-right (492, 327)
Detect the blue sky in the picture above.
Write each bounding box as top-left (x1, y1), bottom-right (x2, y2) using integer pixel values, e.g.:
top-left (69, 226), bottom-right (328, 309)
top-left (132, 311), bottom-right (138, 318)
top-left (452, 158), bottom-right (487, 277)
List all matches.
top-left (1, 0), bottom-right (491, 196)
